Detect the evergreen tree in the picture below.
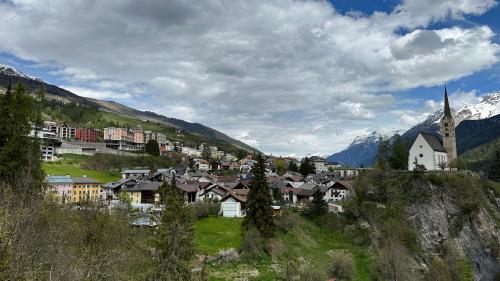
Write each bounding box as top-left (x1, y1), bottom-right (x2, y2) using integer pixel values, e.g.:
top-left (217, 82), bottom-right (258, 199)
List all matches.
top-left (243, 154), bottom-right (275, 238)
top-left (154, 178), bottom-right (195, 280)
top-left (0, 83), bottom-right (43, 187)
top-left (488, 150), bottom-right (500, 182)
top-left (201, 145), bottom-right (211, 160)
top-left (308, 189), bottom-right (328, 218)
top-left (145, 139), bottom-right (160, 156)
top-left (288, 161), bottom-right (299, 172)
top-left (376, 136), bottom-right (391, 170)
top-left (300, 157), bottom-right (315, 176)
top-left (389, 134), bottom-right (408, 170)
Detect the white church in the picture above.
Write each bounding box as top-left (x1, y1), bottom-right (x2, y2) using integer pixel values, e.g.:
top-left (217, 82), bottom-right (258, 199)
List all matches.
top-left (408, 87), bottom-right (457, 171)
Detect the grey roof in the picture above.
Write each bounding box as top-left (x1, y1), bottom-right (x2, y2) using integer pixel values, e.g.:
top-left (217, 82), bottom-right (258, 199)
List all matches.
top-left (71, 177), bottom-right (101, 184)
top-left (177, 183), bottom-right (198, 193)
top-left (122, 181), bottom-right (162, 192)
top-left (296, 187), bottom-right (319, 197)
top-left (122, 169), bottom-right (150, 174)
top-left (299, 183), bottom-right (318, 190)
top-left (47, 175), bottom-right (73, 184)
top-left (420, 133), bottom-right (446, 152)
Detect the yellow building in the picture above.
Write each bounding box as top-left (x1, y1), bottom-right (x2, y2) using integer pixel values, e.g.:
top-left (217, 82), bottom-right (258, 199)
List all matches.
top-left (71, 177), bottom-right (102, 203)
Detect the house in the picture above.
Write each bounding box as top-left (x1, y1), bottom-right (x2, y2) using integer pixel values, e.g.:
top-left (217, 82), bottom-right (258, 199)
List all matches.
top-left (408, 133), bottom-right (448, 171)
top-left (310, 156), bottom-right (328, 173)
top-left (149, 168), bottom-right (176, 182)
top-left (199, 184), bottom-right (228, 201)
top-left (177, 183), bottom-right (199, 203)
top-left (195, 160), bottom-right (210, 171)
top-left (221, 192), bottom-right (247, 217)
top-left (46, 175), bottom-right (73, 203)
top-left (122, 169), bottom-right (150, 179)
top-left (71, 177), bottom-right (102, 202)
top-left (322, 181), bottom-right (352, 202)
top-left (102, 178), bottom-right (138, 200)
top-left (209, 161), bottom-right (222, 171)
top-left (121, 181), bottom-right (163, 206)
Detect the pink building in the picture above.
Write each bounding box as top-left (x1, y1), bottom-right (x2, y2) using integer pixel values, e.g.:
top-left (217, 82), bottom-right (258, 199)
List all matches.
top-left (133, 129), bottom-right (144, 144)
top-left (46, 175), bottom-right (74, 203)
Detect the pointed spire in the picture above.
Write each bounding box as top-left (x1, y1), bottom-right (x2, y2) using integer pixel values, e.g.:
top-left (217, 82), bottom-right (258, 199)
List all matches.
top-left (443, 84), bottom-right (452, 118)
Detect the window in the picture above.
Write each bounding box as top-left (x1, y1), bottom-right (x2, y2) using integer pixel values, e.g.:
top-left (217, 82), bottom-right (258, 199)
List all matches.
top-left (444, 123), bottom-right (448, 127)
top-left (419, 154), bottom-right (423, 158)
top-left (445, 133), bottom-right (449, 137)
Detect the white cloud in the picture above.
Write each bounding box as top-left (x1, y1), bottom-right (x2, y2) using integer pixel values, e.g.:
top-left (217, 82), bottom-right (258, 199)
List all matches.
top-left (62, 86), bottom-right (132, 100)
top-left (0, 0), bottom-right (498, 155)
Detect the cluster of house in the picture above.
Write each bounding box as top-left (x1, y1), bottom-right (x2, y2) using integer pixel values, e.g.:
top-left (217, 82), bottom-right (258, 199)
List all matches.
top-left (29, 121), bottom-right (239, 163)
top-left (46, 165), bottom-right (356, 218)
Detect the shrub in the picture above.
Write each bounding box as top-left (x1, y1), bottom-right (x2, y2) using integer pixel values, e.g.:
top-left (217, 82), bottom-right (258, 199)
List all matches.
top-left (193, 201), bottom-right (221, 220)
top-left (216, 248), bottom-right (240, 264)
top-left (240, 227), bottom-right (265, 257)
top-left (275, 208), bottom-right (297, 233)
top-left (327, 251), bottom-right (354, 281)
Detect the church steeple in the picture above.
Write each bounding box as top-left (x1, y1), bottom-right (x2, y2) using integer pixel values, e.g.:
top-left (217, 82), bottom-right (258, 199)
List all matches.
top-left (443, 85), bottom-right (452, 118)
top-left (440, 85), bottom-right (457, 166)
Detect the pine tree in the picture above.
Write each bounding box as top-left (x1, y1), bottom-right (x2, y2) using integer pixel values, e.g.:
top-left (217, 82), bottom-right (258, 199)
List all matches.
top-left (389, 134), bottom-right (408, 170)
top-left (154, 178), bottom-right (195, 280)
top-left (243, 154), bottom-right (275, 238)
top-left (288, 161), bottom-right (298, 172)
top-left (145, 139), bottom-right (160, 156)
top-left (488, 150), bottom-right (500, 182)
top-left (308, 189), bottom-right (328, 218)
top-left (300, 157), bottom-right (315, 176)
top-left (0, 83), bottom-right (43, 187)
top-left (376, 136), bottom-right (391, 170)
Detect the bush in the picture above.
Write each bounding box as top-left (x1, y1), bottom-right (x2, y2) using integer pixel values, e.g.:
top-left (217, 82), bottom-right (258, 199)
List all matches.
top-left (194, 201), bottom-right (221, 220)
top-left (275, 208), bottom-right (297, 233)
top-left (240, 227), bottom-right (265, 257)
top-left (327, 251), bottom-right (354, 281)
top-left (216, 248), bottom-right (240, 264)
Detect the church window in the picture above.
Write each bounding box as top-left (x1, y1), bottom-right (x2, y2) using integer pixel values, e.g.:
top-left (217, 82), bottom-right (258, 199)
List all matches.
top-left (419, 154), bottom-right (423, 158)
top-left (444, 123), bottom-right (448, 127)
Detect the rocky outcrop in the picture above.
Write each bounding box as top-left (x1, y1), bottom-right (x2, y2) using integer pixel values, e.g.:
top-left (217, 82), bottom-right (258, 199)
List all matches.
top-left (407, 183), bottom-right (500, 281)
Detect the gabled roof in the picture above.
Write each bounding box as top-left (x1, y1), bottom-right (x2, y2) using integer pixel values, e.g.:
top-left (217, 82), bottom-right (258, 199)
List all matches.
top-left (420, 132), bottom-right (446, 152)
top-left (177, 183), bottom-right (198, 193)
top-left (221, 192), bottom-right (247, 203)
top-left (296, 187), bottom-right (319, 197)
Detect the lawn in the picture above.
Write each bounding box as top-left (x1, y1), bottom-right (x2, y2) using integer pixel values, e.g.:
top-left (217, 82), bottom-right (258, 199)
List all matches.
top-left (43, 154), bottom-right (120, 183)
top-left (195, 214), bottom-right (371, 281)
top-left (195, 216), bottom-right (243, 255)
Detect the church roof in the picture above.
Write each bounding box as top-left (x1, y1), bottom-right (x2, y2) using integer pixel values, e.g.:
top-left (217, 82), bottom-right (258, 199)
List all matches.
top-left (443, 85), bottom-right (452, 118)
top-left (420, 133), bottom-right (446, 152)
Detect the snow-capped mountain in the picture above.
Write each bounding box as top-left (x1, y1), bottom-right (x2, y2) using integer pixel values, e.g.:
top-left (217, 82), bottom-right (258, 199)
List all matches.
top-left (0, 64), bottom-right (42, 82)
top-left (452, 92), bottom-right (500, 124)
top-left (329, 92), bottom-right (500, 167)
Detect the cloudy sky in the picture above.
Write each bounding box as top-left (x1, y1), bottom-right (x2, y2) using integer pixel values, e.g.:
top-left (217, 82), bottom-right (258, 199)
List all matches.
top-left (0, 0), bottom-right (499, 156)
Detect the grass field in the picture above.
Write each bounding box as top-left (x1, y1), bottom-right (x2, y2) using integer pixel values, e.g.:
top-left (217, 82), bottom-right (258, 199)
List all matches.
top-left (195, 215), bottom-right (371, 281)
top-left (43, 154), bottom-right (120, 183)
top-left (195, 217), bottom-right (243, 255)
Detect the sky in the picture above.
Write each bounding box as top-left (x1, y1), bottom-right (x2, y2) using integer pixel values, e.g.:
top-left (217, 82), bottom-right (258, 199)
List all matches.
top-left (0, 0), bottom-right (499, 157)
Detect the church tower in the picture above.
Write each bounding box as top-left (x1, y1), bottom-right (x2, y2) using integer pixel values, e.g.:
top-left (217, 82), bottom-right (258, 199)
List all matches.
top-left (440, 85), bottom-right (457, 163)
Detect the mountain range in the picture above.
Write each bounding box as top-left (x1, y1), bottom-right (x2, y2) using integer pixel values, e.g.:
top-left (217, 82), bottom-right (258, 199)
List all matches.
top-left (327, 92), bottom-right (500, 167)
top-left (0, 64), bottom-right (258, 153)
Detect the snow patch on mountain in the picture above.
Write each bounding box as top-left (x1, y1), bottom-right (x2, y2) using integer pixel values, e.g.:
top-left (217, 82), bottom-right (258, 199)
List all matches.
top-left (0, 64), bottom-right (32, 79)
